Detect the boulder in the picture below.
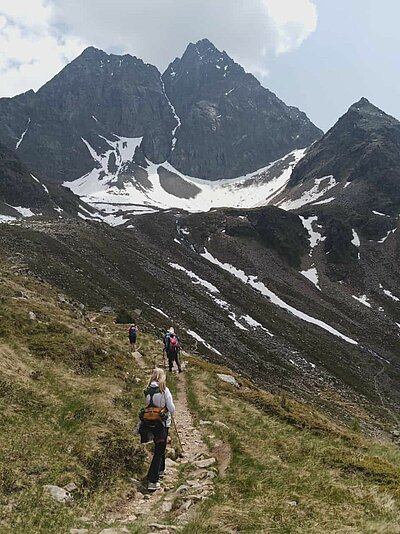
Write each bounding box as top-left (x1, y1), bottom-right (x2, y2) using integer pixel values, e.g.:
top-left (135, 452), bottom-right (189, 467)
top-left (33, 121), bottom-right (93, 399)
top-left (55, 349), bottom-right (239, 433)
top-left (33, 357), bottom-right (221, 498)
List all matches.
top-left (43, 484), bottom-right (73, 503)
top-left (216, 374), bottom-right (240, 388)
top-left (193, 457), bottom-right (216, 468)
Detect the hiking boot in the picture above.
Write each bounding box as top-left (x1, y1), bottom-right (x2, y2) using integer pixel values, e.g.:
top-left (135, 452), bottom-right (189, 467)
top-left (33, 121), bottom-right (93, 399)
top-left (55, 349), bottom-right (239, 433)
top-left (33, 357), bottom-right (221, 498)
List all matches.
top-left (148, 481), bottom-right (161, 491)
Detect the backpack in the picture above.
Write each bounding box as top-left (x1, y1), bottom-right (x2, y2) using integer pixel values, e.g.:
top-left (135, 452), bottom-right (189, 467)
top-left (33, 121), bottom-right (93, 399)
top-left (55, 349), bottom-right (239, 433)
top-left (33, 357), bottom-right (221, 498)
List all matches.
top-left (168, 334), bottom-right (179, 352)
top-left (128, 325), bottom-right (137, 338)
top-left (139, 386), bottom-right (168, 424)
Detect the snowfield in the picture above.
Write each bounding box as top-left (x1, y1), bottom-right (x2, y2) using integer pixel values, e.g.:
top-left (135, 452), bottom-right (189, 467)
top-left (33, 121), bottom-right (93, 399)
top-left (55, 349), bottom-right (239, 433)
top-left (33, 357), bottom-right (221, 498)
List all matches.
top-left (63, 134), bottom-right (306, 220)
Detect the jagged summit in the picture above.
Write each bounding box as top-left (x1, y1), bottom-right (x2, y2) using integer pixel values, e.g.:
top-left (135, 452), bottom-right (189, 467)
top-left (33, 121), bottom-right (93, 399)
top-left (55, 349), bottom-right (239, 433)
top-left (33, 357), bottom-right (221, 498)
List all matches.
top-left (163, 40), bottom-right (322, 180)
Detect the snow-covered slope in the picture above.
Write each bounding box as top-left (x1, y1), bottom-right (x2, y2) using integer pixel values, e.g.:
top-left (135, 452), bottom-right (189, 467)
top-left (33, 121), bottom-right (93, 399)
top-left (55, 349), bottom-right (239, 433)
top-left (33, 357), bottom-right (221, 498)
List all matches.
top-left (64, 134), bottom-right (306, 223)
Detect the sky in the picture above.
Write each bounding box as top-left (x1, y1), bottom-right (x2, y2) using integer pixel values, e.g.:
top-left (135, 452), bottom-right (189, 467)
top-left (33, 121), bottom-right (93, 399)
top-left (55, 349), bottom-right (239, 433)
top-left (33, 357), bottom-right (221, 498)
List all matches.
top-left (0, 0), bottom-right (399, 131)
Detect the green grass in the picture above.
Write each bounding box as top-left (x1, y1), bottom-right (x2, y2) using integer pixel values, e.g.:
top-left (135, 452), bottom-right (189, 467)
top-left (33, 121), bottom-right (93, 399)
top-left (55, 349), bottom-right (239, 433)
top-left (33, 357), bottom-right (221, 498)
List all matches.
top-left (183, 361), bottom-right (400, 533)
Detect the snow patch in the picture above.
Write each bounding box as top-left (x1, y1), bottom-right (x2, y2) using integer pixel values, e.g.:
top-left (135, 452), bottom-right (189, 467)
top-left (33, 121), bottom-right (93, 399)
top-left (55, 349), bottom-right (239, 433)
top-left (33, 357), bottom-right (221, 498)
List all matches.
top-left (378, 228), bottom-right (397, 243)
top-left (31, 174), bottom-right (49, 194)
top-left (201, 249), bottom-right (358, 345)
top-left (279, 175), bottom-right (337, 211)
top-left (16, 118), bottom-right (30, 150)
top-left (161, 77), bottom-right (181, 151)
top-left (169, 263), bottom-right (219, 293)
top-left (300, 216), bottom-right (325, 256)
top-left (373, 210), bottom-right (391, 218)
top-left (352, 295), bottom-right (371, 308)
top-left (186, 329), bottom-right (222, 355)
top-left (150, 306), bottom-right (169, 318)
top-left (351, 229), bottom-right (360, 247)
top-left (300, 267), bottom-right (320, 290)
top-left (380, 284), bottom-right (400, 302)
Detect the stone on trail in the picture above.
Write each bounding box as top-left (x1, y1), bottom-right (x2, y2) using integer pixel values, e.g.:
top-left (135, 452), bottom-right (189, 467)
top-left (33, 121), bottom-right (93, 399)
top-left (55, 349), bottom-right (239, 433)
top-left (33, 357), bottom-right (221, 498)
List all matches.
top-left (99, 528), bottom-right (129, 534)
top-left (176, 484), bottom-right (189, 493)
top-left (179, 499), bottom-right (193, 512)
top-left (70, 530), bottom-right (88, 534)
top-left (149, 524), bottom-right (177, 531)
top-left (165, 458), bottom-right (179, 468)
top-left (200, 420), bottom-right (212, 425)
top-left (216, 373), bottom-right (240, 388)
top-left (193, 457), bottom-right (216, 468)
top-left (161, 500), bottom-right (174, 513)
top-left (43, 484), bottom-right (73, 503)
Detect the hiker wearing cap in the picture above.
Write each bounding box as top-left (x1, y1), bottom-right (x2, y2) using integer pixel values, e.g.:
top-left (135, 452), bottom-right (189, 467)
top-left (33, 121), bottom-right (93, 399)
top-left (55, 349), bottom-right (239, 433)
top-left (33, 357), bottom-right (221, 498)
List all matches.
top-left (141, 368), bottom-right (175, 491)
top-left (128, 321), bottom-right (138, 352)
top-left (163, 327), bottom-right (182, 373)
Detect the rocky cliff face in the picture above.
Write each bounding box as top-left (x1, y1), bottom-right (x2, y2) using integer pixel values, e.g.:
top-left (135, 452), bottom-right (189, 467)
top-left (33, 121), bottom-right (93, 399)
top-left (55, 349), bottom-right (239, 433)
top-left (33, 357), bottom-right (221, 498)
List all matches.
top-left (163, 39), bottom-right (322, 179)
top-left (0, 41), bottom-right (321, 184)
top-left (0, 47), bottom-right (176, 183)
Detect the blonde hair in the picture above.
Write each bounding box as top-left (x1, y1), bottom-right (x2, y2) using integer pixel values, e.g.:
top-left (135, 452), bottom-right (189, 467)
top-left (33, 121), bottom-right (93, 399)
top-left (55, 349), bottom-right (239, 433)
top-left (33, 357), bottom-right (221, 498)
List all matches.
top-left (148, 367), bottom-right (166, 392)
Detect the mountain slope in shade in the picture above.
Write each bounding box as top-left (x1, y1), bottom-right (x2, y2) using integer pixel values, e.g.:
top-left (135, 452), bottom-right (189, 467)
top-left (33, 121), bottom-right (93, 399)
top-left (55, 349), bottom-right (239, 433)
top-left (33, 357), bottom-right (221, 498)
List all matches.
top-left (163, 39), bottom-right (322, 180)
top-left (0, 142), bottom-right (93, 220)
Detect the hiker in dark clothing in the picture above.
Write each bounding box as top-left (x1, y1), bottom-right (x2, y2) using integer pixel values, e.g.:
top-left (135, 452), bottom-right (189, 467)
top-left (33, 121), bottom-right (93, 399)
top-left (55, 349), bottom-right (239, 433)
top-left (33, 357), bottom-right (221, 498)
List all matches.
top-left (163, 327), bottom-right (181, 373)
top-left (128, 321), bottom-right (138, 352)
top-left (143, 368), bottom-right (175, 491)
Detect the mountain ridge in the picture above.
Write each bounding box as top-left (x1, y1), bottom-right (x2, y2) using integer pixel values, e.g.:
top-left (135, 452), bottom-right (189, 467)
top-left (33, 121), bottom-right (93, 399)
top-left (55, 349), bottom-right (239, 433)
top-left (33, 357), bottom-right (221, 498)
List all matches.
top-left (0, 39), bottom-right (321, 185)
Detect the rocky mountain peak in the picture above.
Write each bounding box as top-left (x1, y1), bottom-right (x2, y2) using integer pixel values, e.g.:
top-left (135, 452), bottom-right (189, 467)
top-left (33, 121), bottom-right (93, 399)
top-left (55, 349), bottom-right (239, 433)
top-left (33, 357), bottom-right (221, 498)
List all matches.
top-left (183, 38), bottom-right (232, 66)
top-left (289, 97), bottom-right (400, 214)
top-left (341, 97), bottom-right (398, 129)
top-left (163, 40), bottom-right (322, 180)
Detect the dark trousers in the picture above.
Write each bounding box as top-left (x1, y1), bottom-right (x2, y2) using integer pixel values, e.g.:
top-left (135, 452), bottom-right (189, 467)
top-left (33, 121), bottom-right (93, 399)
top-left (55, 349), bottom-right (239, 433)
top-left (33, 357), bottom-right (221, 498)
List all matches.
top-left (147, 428), bottom-right (169, 483)
top-left (167, 349), bottom-right (181, 372)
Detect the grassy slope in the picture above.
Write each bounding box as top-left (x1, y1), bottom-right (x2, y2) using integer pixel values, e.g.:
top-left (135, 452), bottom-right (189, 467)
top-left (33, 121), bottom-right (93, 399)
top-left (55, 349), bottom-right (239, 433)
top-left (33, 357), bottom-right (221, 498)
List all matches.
top-left (182, 359), bottom-right (400, 533)
top-left (0, 259), bottom-right (167, 533)
top-left (0, 258), bottom-right (399, 533)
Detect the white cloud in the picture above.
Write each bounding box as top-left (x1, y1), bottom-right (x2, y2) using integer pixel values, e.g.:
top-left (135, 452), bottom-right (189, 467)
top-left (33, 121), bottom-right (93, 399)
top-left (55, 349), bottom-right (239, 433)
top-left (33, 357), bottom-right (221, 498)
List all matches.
top-left (264, 0), bottom-right (317, 54)
top-left (0, 0), bottom-right (86, 97)
top-left (0, 0), bottom-right (317, 97)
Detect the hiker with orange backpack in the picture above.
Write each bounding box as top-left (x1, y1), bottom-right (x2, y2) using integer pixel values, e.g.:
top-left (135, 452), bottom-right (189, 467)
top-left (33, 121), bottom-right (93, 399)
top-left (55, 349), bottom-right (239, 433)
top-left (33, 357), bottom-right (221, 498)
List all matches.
top-left (139, 368), bottom-right (175, 491)
top-left (163, 327), bottom-right (182, 373)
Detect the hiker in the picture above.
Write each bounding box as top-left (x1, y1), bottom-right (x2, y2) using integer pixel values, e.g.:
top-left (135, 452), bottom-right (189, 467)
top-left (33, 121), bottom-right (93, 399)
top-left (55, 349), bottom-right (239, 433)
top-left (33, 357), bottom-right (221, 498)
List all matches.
top-left (140, 368), bottom-right (175, 491)
top-left (163, 326), bottom-right (181, 373)
top-left (128, 321), bottom-right (138, 352)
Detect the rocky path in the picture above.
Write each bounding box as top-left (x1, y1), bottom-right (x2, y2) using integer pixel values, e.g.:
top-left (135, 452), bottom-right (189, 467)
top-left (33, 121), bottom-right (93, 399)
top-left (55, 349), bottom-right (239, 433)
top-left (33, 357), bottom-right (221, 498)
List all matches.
top-left (106, 365), bottom-right (216, 534)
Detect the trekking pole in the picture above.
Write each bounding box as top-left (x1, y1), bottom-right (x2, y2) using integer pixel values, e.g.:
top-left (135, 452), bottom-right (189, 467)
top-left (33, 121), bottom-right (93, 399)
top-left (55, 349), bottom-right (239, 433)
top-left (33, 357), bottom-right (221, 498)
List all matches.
top-left (171, 414), bottom-right (184, 457)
